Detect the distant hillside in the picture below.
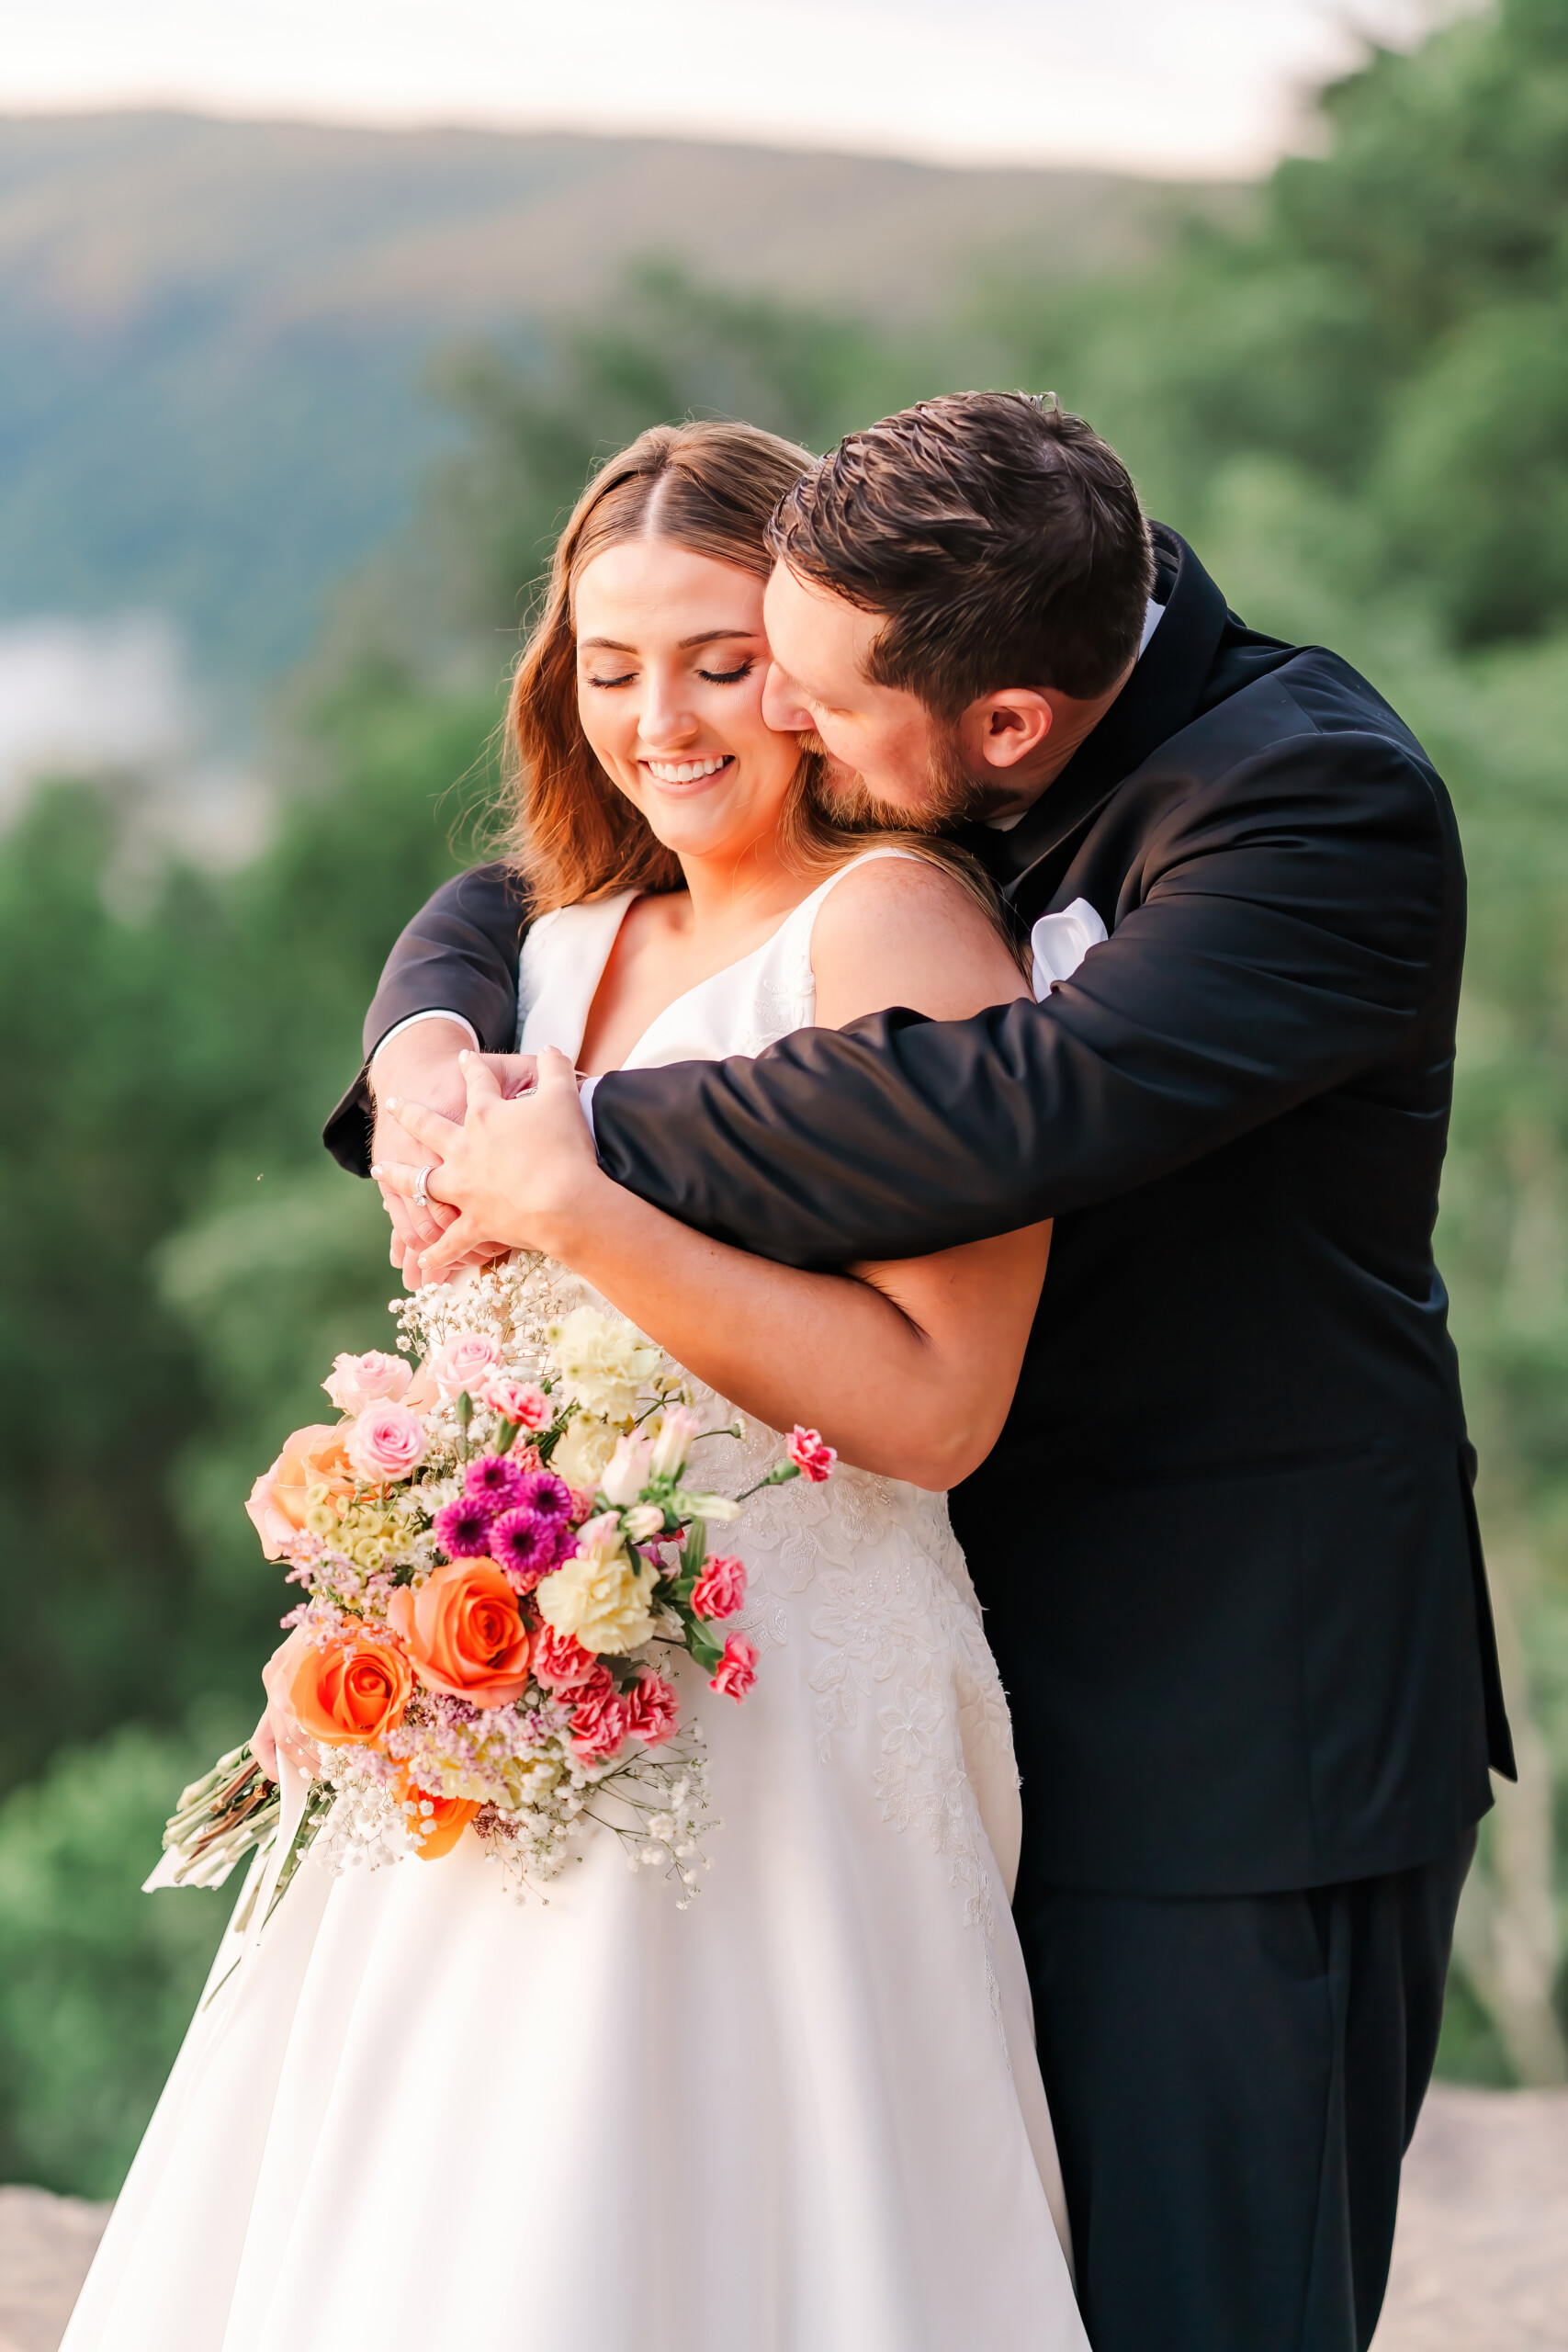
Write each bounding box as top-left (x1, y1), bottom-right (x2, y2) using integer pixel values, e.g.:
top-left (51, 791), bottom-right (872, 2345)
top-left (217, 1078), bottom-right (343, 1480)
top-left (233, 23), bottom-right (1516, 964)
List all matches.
top-left (0, 112), bottom-right (1242, 685)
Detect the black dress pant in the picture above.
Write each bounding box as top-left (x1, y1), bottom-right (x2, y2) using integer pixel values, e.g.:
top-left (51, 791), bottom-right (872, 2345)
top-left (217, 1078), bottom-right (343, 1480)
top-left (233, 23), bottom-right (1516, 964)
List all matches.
top-left (1014, 1833), bottom-right (1475, 2352)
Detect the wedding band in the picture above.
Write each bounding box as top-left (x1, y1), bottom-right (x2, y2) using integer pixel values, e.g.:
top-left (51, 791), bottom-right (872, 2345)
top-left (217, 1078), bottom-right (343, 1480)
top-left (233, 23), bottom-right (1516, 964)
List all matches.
top-left (412, 1167), bottom-right (433, 1211)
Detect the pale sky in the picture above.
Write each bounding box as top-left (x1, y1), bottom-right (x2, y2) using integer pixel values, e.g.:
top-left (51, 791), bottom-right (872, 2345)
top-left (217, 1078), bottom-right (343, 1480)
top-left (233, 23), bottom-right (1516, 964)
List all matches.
top-left (0, 0), bottom-right (1465, 177)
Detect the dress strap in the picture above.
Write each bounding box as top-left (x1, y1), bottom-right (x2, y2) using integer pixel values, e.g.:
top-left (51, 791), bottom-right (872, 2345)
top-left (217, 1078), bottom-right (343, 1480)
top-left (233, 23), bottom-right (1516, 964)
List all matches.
top-left (762, 845), bottom-right (932, 1009)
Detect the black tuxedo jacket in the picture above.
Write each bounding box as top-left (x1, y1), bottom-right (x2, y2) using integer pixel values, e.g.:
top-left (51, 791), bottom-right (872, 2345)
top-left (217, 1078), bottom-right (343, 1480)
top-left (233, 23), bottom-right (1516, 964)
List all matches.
top-left (327, 526), bottom-right (1513, 1899)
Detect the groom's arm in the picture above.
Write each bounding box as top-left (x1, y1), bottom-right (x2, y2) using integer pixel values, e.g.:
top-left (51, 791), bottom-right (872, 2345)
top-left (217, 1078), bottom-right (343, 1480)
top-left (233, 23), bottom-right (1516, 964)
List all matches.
top-left (587, 730), bottom-right (1461, 1267)
top-left (323, 863), bottom-right (526, 1175)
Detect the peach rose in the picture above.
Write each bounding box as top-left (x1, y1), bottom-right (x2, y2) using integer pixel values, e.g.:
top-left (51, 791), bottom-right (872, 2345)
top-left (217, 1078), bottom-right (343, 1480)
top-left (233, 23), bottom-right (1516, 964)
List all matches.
top-left (289, 1625), bottom-right (413, 1746)
top-left (245, 1423), bottom-right (355, 1557)
top-left (391, 1768), bottom-right (479, 1861)
top-left (256, 1624), bottom-right (325, 1778)
top-left (387, 1559), bottom-right (532, 1706)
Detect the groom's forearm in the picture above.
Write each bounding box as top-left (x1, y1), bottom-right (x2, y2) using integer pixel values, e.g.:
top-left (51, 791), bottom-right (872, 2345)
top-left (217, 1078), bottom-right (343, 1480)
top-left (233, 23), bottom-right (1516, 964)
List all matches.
top-left (590, 743), bottom-right (1454, 1266)
top-left (323, 863), bottom-right (526, 1175)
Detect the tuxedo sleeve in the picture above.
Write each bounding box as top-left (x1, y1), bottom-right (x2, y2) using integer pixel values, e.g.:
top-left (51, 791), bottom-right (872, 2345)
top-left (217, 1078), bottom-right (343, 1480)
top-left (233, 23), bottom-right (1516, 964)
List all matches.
top-left (322, 862), bottom-right (526, 1175)
top-left (588, 730), bottom-right (1460, 1266)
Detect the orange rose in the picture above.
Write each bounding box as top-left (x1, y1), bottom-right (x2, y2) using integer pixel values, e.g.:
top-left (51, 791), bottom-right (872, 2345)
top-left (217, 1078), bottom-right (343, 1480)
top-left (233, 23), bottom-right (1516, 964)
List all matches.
top-left (289, 1626), bottom-right (413, 1746)
top-left (247, 1423), bottom-right (356, 1556)
top-left (387, 1560), bottom-right (532, 1706)
top-left (391, 1768), bottom-right (479, 1861)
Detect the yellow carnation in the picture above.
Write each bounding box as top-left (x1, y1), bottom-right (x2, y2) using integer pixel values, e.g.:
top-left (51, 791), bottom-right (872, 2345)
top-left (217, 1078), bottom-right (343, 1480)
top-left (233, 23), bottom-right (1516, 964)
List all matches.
top-left (536, 1538), bottom-right (659, 1657)
top-left (550, 1416), bottom-right (619, 1494)
top-left (545, 1306), bottom-right (661, 1421)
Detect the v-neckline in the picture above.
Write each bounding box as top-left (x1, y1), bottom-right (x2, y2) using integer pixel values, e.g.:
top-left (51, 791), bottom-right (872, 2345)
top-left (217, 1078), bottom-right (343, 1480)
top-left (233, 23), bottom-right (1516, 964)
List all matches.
top-left (570, 891), bottom-right (800, 1076)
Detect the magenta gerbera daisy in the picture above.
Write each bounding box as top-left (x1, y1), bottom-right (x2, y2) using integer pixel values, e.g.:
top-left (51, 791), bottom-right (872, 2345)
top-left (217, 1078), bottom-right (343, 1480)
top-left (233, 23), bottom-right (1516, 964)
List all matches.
top-left (433, 1493), bottom-right (497, 1559)
top-left (489, 1507), bottom-right (570, 1590)
top-left (513, 1468), bottom-right (572, 1521)
top-left (464, 1453), bottom-right (529, 1511)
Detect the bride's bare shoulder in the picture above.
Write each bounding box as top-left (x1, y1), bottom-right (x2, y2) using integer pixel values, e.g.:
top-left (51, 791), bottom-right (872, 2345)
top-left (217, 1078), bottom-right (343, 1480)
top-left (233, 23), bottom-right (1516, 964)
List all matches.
top-left (809, 853), bottom-right (1031, 1030)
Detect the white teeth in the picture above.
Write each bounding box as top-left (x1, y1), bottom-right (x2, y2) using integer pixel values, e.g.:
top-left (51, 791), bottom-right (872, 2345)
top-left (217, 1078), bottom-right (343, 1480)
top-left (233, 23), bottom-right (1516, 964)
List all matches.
top-left (646, 754), bottom-right (730, 783)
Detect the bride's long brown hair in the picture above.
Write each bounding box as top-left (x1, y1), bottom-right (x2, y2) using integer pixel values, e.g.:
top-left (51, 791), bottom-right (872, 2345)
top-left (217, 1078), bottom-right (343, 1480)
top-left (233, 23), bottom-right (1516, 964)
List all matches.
top-left (503, 419), bottom-right (1019, 945)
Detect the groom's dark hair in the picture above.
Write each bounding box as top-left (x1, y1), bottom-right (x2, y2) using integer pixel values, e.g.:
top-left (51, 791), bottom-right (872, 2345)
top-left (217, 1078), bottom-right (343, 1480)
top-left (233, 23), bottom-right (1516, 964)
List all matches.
top-left (768, 392), bottom-right (1153, 714)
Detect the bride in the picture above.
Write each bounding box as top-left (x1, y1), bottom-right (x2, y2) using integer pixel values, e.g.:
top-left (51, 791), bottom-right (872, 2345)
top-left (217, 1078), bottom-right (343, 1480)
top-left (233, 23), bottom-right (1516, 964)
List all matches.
top-left (64, 421), bottom-right (1089, 2352)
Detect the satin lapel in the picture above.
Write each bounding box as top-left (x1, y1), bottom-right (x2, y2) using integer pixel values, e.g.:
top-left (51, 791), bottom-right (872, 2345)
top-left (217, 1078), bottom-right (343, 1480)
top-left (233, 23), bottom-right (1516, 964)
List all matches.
top-left (989, 527), bottom-right (1232, 912)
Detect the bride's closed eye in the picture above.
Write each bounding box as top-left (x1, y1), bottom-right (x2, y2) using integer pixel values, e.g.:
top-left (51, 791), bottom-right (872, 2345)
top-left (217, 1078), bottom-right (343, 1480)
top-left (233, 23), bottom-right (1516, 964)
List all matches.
top-left (697, 658), bottom-right (755, 684)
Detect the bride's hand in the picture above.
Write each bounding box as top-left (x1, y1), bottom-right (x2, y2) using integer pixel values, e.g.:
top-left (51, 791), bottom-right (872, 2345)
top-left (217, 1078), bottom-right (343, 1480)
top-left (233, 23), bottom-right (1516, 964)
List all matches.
top-left (374, 1047), bottom-right (604, 1276)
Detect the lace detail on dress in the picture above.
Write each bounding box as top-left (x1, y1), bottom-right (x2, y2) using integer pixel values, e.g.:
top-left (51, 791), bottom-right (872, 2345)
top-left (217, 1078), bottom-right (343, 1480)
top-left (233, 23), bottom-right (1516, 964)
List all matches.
top-left (807, 1521), bottom-right (1012, 1934)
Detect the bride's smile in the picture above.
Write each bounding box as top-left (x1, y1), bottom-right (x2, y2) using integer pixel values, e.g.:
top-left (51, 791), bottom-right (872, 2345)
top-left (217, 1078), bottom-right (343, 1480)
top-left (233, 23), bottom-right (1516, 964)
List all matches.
top-left (575, 537), bottom-right (800, 873)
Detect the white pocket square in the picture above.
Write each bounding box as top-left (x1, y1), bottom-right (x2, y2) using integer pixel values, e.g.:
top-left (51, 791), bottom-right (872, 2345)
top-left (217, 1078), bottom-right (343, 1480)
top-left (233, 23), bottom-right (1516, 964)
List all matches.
top-left (1031, 898), bottom-right (1108, 999)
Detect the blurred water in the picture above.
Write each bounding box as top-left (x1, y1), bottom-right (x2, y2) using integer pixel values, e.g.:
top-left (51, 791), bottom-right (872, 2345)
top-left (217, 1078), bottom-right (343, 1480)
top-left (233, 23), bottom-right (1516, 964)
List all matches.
top-left (0, 615), bottom-right (269, 880)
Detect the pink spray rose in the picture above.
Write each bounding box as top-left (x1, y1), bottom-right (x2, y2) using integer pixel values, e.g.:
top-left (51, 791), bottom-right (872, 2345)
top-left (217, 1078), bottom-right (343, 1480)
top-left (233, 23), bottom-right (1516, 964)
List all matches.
top-left (480, 1374), bottom-right (549, 1430)
top-left (709, 1634), bottom-right (759, 1702)
top-left (322, 1349), bottom-right (411, 1415)
top-left (345, 1400), bottom-right (426, 1483)
top-left (786, 1425), bottom-right (837, 1484)
top-left (427, 1330), bottom-right (502, 1401)
top-left (691, 1554), bottom-right (747, 1622)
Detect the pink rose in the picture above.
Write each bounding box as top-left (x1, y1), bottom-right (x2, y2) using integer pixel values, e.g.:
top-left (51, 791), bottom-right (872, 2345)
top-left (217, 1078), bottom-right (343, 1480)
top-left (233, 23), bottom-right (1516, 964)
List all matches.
top-left (787, 1425), bottom-right (837, 1483)
top-left (691, 1554), bottom-right (747, 1621)
top-left (624, 1671), bottom-right (680, 1747)
top-left (480, 1375), bottom-right (550, 1430)
top-left (345, 1400), bottom-right (426, 1483)
top-left (531, 1624), bottom-right (601, 1692)
top-left (570, 1686), bottom-right (629, 1762)
top-left (709, 1634), bottom-right (758, 1702)
top-left (322, 1349), bottom-right (411, 1415)
top-left (427, 1330), bottom-right (502, 1401)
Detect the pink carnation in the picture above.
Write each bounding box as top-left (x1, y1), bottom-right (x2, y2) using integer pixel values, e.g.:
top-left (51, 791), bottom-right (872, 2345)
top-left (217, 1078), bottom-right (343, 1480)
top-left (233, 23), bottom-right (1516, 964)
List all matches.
top-left (691, 1554), bottom-right (747, 1621)
top-left (480, 1375), bottom-right (550, 1430)
top-left (345, 1400), bottom-right (426, 1483)
top-left (624, 1671), bottom-right (680, 1747)
top-left (569, 1686), bottom-right (629, 1762)
top-left (322, 1349), bottom-right (411, 1415)
top-left (427, 1330), bottom-right (502, 1401)
top-left (709, 1634), bottom-right (759, 1702)
top-left (787, 1425), bottom-right (837, 1483)
top-left (531, 1624), bottom-right (600, 1692)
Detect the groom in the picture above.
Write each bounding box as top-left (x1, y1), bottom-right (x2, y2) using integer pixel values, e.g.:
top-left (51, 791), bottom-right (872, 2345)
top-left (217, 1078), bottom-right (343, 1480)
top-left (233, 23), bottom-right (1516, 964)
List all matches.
top-left (326, 394), bottom-right (1512, 2351)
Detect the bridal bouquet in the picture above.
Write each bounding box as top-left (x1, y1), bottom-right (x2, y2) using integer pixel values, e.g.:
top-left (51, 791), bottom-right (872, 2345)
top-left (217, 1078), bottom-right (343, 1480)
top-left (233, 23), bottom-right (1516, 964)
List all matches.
top-left (157, 1258), bottom-right (833, 1913)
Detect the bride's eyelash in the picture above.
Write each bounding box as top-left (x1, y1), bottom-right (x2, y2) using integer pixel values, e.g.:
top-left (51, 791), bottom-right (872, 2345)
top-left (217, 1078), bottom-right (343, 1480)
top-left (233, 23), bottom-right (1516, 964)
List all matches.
top-left (586, 671), bottom-right (636, 689)
top-left (699, 660), bottom-right (754, 684)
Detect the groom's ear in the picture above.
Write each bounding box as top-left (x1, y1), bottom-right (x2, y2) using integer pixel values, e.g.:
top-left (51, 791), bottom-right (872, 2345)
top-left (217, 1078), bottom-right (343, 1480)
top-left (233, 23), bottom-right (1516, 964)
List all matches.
top-left (961, 690), bottom-right (1055, 771)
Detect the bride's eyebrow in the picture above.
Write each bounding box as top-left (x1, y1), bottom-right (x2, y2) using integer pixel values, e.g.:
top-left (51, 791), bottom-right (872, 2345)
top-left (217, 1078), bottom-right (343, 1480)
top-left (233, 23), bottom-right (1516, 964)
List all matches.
top-left (580, 627), bottom-right (759, 652)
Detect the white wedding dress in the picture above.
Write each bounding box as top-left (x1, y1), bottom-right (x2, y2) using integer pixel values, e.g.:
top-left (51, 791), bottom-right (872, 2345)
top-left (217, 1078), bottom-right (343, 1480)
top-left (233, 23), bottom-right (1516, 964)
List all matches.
top-left (64, 851), bottom-right (1089, 2352)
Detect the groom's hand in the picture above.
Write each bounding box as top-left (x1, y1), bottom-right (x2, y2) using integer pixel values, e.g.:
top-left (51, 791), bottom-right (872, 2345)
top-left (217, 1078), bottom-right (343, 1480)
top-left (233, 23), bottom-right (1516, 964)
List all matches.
top-left (367, 1021), bottom-right (475, 1288)
top-left (377, 1048), bottom-right (599, 1276)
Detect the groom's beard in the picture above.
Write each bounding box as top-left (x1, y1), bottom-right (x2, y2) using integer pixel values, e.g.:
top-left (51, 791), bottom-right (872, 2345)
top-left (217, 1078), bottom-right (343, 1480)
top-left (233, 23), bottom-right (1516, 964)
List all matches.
top-left (805, 726), bottom-right (988, 831)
